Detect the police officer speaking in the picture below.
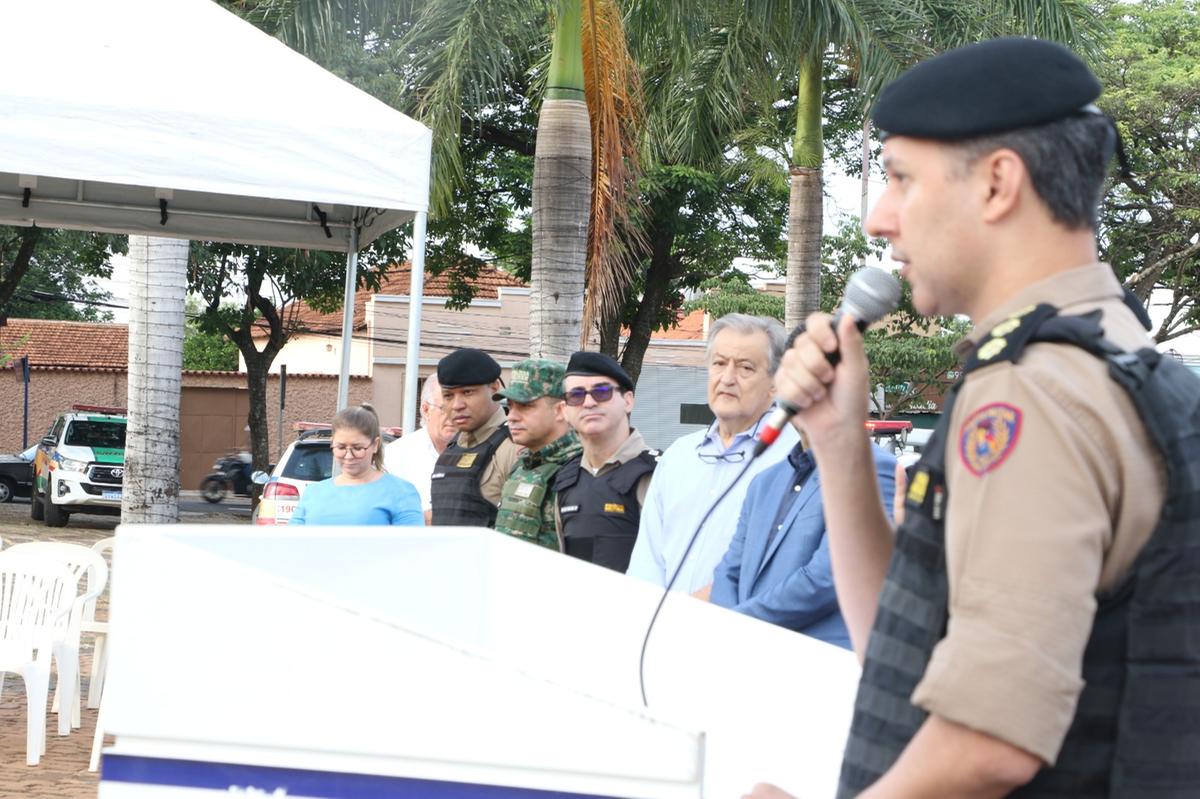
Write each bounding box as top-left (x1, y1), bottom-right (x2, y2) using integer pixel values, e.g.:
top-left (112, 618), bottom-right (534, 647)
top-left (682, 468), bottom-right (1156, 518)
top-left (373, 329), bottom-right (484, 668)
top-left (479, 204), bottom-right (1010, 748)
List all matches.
top-left (750, 38), bottom-right (1200, 798)
top-left (429, 348), bottom-right (520, 527)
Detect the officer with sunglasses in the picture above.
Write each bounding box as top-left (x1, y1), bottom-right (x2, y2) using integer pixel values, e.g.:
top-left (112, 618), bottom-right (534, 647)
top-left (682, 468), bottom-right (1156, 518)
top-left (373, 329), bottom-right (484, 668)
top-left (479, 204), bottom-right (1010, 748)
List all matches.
top-left (553, 351), bottom-right (659, 572)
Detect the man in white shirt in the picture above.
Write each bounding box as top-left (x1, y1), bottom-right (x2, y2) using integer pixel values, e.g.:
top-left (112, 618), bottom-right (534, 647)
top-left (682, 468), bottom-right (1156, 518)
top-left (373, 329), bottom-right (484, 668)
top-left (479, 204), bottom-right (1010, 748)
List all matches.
top-left (384, 375), bottom-right (456, 524)
top-left (626, 314), bottom-right (798, 595)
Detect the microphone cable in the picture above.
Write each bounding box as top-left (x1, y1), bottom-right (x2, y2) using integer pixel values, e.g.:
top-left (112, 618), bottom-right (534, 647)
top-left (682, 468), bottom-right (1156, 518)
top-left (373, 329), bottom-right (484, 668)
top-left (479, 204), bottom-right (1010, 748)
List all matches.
top-left (637, 454), bottom-right (758, 707)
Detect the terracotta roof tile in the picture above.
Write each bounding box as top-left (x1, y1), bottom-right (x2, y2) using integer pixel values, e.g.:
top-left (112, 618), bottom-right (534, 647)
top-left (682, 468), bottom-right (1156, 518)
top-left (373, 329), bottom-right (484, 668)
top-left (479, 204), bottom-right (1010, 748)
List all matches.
top-left (0, 319), bottom-right (128, 369)
top-left (281, 262), bottom-right (527, 333)
top-left (653, 308), bottom-right (707, 340)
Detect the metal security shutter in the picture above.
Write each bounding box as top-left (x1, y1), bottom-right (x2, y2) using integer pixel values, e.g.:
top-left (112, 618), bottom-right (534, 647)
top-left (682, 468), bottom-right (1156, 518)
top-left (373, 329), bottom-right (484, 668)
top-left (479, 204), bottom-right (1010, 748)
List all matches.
top-left (630, 365), bottom-right (710, 450)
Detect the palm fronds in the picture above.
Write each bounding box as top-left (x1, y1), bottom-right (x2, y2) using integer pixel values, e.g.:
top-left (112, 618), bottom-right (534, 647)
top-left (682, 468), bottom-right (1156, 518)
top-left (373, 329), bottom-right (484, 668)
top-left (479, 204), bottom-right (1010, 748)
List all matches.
top-left (580, 0), bottom-right (646, 340)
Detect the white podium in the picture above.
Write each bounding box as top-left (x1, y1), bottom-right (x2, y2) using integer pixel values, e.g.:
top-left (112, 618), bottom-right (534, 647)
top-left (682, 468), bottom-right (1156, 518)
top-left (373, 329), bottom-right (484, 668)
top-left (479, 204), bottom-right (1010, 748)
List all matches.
top-left (98, 526), bottom-right (859, 798)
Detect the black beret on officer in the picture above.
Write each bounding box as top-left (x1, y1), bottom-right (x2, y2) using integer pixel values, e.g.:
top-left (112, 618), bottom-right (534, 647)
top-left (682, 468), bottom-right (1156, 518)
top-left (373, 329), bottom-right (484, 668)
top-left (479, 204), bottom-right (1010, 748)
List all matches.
top-left (871, 37), bottom-right (1102, 140)
top-left (565, 351), bottom-right (635, 392)
top-left (437, 348), bottom-right (501, 388)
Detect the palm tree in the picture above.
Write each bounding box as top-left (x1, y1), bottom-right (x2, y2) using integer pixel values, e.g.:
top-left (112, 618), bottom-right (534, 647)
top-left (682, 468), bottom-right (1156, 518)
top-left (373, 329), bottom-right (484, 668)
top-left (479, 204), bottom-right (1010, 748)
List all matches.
top-left (403, 0), bottom-right (641, 357)
top-left (121, 236), bottom-right (188, 524)
top-left (759, 0), bottom-right (1101, 327)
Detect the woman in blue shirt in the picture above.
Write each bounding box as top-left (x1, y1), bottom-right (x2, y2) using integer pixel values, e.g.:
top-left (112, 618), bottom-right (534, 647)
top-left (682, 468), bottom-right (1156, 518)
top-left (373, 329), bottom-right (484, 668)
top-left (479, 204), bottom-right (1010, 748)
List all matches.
top-left (290, 403), bottom-right (424, 526)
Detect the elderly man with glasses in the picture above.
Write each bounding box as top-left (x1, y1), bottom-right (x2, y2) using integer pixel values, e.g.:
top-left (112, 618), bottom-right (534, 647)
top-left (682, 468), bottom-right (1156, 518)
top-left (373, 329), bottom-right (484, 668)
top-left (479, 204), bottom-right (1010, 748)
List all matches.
top-left (554, 351), bottom-right (659, 572)
top-left (626, 314), bottom-right (799, 596)
top-left (384, 374), bottom-right (457, 525)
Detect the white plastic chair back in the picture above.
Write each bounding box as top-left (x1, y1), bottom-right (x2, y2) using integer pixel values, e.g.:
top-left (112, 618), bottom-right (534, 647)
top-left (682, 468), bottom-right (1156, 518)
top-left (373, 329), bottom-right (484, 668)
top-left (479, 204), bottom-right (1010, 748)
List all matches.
top-left (4, 543), bottom-right (108, 633)
top-left (0, 551), bottom-right (76, 645)
top-left (5, 542), bottom-right (108, 733)
top-left (83, 538), bottom-right (115, 627)
top-left (0, 550), bottom-right (77, 765)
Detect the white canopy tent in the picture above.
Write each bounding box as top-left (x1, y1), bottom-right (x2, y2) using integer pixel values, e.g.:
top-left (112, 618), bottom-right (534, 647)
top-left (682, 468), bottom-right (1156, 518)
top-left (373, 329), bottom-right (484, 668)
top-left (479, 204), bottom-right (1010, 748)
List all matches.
top-left (0, 0), bottom-right (432, 428)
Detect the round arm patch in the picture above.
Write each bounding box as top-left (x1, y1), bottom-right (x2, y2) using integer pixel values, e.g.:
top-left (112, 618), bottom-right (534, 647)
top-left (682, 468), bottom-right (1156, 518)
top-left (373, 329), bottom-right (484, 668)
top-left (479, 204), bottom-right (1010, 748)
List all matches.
top-left (959, 402), bottom-right (1023, 476)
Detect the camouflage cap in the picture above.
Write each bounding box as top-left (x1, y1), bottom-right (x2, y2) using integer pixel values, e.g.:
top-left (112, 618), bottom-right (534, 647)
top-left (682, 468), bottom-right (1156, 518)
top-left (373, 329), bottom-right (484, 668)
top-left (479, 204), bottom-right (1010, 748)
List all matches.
top-left (494, 359), bottom-right (566, 403)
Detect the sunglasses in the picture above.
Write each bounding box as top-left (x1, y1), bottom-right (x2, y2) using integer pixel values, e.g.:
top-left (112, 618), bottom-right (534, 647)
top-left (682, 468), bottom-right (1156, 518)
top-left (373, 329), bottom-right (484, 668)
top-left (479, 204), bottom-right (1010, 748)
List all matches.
top-left (564, 384), bottom-right (621, 406)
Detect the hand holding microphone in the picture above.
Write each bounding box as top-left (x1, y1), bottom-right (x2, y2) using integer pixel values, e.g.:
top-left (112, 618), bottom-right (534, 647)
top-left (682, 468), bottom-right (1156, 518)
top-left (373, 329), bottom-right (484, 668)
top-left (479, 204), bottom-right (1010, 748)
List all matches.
top-left (755, 268), bottom-right (902, 456)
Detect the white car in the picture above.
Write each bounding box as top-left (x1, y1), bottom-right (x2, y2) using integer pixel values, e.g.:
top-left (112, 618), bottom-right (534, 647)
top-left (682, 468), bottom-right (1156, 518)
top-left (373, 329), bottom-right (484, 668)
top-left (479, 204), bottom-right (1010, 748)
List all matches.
top-left (32, 406), bottom-right (127, 527)
top-left (253, 429), bottom-right (334, 525)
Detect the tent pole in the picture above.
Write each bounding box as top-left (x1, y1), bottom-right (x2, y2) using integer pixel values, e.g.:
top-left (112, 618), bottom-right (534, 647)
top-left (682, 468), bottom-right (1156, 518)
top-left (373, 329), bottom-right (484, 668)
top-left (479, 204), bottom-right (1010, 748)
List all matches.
top-left (336, 221), bottom-right (360, 411)
top-left (402, 210), bottom-right (429, 434)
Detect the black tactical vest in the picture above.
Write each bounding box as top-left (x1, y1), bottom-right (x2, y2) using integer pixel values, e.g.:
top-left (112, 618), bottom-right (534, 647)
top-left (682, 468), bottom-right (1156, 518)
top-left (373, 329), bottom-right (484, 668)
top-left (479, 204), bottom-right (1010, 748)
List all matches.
top-left (430, 424), bottom-right (510, 527)
top-left (554, 450), bottom-right (658, 572)
top-left (838, 305), bottom-right (1200, 798)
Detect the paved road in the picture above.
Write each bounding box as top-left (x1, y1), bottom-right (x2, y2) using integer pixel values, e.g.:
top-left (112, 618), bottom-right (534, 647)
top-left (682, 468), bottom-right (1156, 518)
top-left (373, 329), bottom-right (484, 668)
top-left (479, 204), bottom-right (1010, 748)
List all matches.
top-left (1, 494), bottom-right (252, 525)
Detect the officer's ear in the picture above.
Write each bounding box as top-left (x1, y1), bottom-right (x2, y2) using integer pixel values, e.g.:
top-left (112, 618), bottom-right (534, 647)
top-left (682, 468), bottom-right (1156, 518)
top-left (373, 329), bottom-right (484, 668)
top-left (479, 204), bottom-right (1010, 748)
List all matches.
top-left (552, 398), bottom-right (566, 422)
top-left (977, 147), bottom-right (1026, 225)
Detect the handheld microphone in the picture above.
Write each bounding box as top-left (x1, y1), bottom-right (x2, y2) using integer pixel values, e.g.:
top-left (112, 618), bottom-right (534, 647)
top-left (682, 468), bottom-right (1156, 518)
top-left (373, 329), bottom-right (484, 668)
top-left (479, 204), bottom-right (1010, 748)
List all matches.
top-left (754, 267), bottom-right (902, 456)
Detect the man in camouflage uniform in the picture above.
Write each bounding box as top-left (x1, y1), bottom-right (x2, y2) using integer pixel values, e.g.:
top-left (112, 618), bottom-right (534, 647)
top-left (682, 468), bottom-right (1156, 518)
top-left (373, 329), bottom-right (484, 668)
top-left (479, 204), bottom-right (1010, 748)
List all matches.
top-left (494, 359), bottom-right (581, 549)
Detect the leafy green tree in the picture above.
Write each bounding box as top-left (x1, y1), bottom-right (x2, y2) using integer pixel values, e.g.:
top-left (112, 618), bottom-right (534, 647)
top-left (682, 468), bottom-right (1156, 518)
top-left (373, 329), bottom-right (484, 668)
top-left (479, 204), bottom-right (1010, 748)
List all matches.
top-left (1098, 0), bottom-right (1200, 343)
top-left (188, 238), bottom-right (407, 471)
top-left (0, 227), bottom-right (125, 321)
top-left (685, 219), bottom-right (968, 417)
top-left (686, 274), bottom-right (785, 321)
top-left (183, 297), bottom-right (239, 371)
top-left (721, 0), bottom-right (1103, 326)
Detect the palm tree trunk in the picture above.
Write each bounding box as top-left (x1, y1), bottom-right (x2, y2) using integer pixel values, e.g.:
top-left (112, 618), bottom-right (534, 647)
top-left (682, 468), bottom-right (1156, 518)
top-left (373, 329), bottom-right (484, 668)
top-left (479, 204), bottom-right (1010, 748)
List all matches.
top-left (530, 0), bottom-right (591, 358)
top-left (121, 235), bottom-right (188, 524)
top-left (785, 51), bottom-right (824, 328)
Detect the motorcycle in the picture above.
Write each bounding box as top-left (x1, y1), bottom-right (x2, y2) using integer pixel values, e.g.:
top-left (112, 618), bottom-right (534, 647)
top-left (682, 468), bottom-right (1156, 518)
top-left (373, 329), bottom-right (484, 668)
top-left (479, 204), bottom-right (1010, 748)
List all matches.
top-left (200, 452), bottom-right (254, 503)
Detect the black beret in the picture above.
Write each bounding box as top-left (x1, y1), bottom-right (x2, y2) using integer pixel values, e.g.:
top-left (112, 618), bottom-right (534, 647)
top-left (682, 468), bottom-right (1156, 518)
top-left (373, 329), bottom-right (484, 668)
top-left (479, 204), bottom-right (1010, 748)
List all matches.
top-left (437, 348), bottom-right (501, 388)
top-left (564, 351), bottom-right (634, 392)
top-left (872, 38), bottom-right (1102, 140)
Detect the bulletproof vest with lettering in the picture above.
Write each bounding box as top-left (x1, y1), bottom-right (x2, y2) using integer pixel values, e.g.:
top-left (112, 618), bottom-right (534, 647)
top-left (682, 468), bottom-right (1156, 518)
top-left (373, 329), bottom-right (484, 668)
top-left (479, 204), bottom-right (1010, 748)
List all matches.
top-left (554, 450), bottom-right (658, 572)
top-left (430, 424), bottom-right (510, 527)
top-left (838, 304), bottom-right (1200, 798)
top-left (495, 432), bottom-right (582, 549)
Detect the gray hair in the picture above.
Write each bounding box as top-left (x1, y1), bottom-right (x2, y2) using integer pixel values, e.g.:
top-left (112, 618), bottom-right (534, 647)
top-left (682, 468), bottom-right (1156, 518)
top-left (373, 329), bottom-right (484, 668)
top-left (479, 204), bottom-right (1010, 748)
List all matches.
top-left (418, 375), bottom-right (441, 424)
top-left (706, 313), bottom-right (788, 374)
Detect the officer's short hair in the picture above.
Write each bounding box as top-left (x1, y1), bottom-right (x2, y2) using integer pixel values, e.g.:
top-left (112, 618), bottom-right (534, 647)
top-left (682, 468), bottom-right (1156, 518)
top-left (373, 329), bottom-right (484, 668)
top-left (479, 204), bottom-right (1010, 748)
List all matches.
top-left (706, 314), bottom-right (788, 374)
top-left (947, 112), bottom-right (1113, 231)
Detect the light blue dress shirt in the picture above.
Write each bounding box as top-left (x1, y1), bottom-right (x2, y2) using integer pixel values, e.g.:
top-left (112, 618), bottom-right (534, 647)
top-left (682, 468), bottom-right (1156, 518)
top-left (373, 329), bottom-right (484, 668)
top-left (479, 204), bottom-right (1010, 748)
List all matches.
top-left (626, 409), bottom-right (799, 592)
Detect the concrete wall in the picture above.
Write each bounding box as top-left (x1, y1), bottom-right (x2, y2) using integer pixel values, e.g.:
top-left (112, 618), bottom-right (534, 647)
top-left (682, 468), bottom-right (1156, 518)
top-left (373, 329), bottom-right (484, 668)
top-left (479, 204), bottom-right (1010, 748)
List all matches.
top-left (1, 369), bottom-right (128, 451)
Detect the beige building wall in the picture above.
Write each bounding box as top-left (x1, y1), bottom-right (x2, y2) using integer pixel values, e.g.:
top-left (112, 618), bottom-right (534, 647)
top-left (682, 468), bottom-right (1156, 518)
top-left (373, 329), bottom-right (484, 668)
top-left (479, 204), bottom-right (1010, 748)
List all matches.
top-left (238, 334), bottom-right (371, 377)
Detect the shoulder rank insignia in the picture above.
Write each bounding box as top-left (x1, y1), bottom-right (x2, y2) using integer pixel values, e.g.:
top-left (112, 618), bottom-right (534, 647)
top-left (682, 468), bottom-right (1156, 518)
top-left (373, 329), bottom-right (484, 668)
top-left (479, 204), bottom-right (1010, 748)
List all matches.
top-left (965, 303), bottom-right (1059, 372)
top-left (959, 403), bottom-right (1022, 476)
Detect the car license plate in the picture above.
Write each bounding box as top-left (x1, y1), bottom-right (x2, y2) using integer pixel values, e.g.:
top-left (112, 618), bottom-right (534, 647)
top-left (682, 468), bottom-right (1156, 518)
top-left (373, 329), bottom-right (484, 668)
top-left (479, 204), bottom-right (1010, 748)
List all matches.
top-left (103, 490), bottom-right (122, 500)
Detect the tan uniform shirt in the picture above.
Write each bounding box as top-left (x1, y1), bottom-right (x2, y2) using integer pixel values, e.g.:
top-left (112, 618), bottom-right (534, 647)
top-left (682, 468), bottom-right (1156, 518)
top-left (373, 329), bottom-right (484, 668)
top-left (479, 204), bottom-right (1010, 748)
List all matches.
top-left (554, 429), bottom-right (654, 543)
top-left (454, 406), bottom-right (520, 508)
top-left (911, 263), bottom-right (1166, 764)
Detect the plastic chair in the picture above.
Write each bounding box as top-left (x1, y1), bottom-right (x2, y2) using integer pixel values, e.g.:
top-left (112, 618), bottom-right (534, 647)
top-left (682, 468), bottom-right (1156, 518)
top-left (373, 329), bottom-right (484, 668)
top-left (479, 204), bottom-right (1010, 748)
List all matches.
top-left (83, 537), bottom-right (114, 710)
top-left (4, 542), bottom-right (108, 732)
top-left (0, 551), bottom-right (77, 765)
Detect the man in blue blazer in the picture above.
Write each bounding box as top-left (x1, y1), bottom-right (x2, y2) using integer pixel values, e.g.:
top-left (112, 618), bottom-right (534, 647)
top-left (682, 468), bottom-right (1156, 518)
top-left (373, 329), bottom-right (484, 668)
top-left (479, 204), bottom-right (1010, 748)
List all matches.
top-left (710, 431), bottom-right (896, 649)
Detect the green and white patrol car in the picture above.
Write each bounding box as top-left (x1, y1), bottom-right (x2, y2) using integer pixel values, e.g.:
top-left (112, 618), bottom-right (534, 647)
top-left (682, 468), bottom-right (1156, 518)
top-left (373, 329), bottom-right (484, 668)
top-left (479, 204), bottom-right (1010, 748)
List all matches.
top-left (32, 405), bottom-right (127, 527)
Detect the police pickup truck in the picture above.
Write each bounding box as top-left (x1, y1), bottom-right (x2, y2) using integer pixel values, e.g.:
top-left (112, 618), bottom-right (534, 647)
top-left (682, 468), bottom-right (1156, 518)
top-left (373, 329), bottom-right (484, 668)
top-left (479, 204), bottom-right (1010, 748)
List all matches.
top-left (32, 405), bottom-right (127, 527)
